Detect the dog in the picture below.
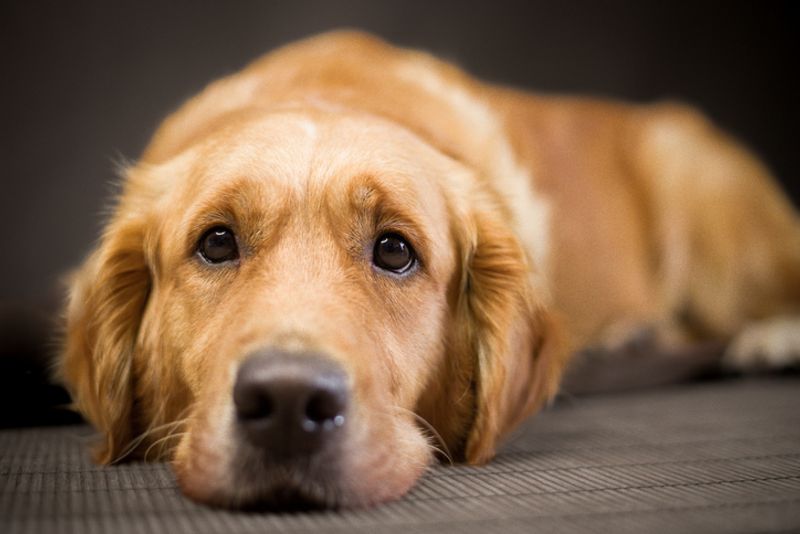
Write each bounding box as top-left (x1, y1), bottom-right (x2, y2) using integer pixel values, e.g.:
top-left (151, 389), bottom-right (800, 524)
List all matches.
top-left (59, 31), bottom-right (800, 508)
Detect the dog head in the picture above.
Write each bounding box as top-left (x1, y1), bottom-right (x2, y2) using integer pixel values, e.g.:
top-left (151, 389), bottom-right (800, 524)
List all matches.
top-left (61, 107), bottom-right (565, 508)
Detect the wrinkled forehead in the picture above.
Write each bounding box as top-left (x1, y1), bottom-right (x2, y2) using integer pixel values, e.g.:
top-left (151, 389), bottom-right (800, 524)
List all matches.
top-left (180, 110), bottom-right (456, 212)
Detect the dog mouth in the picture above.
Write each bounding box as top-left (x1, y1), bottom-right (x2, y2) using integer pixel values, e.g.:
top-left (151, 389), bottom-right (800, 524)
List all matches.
top-left (247, 447), bottom-right (347, 504)
top-left (234, 481), bottom-right (341, 511)
top-left (177, 450), bottom-right (350, 510)
top-left (176, 420), bottom-right (429, 510)
top-left (177, 421), bottom-right (352, 510)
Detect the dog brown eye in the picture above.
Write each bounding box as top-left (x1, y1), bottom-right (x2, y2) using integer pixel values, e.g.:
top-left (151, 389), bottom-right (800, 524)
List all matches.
top-left (198, 227), bottom-right (239, 263)
top-left (373, 233), bottom-right (415, 273)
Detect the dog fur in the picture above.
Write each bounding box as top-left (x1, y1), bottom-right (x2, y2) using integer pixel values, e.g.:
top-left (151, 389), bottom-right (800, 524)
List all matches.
top-left (60, 31), bottom-right (800, 508)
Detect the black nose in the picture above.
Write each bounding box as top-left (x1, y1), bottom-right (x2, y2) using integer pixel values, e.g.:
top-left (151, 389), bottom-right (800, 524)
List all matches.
top-left (233, 350), bottom-right (349, 457)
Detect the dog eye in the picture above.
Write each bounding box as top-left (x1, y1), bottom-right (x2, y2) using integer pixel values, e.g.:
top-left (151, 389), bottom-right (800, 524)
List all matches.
top-left (198, 227), bottom-right (239, 263)
top-left (373, 233), bottom-right (415, 274)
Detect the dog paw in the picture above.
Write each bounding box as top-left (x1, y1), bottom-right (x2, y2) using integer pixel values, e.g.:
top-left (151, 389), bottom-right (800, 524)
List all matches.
top-left (723, 316), bottom-right (800, 371)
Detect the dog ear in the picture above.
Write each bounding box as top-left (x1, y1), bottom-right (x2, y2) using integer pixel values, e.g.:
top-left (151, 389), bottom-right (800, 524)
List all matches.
top-left (457, 207), bottom-right (569, 464)
top-left (61, 209), bottom-right (150, 464)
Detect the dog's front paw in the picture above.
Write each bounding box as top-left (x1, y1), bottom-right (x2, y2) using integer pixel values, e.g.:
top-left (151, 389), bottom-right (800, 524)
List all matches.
top-left (723, 316), bottom-right (800, 372)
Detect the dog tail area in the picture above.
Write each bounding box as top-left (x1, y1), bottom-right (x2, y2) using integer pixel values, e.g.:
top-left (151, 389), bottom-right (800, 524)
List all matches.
top-left (649, 106), bottom-right (799, 302)
top-left (633, 102), bottom-right (800, 333)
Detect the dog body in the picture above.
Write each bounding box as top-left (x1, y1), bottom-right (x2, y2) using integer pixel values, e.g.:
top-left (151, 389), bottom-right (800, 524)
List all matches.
top-left (61, 31), bottom-right (800, 508)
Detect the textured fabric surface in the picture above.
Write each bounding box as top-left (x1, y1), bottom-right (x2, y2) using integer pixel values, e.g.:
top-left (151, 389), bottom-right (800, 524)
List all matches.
top-left (2, 377), bottom-right (799, 533)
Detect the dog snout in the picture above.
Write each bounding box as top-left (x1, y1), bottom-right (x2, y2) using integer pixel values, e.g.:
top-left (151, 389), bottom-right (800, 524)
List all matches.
top-left (233, 350), bottom-right (348, 457)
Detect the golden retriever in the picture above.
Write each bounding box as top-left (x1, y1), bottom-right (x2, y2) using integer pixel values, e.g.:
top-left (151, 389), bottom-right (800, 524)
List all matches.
top-left (60, 31), bottom-right (800, 508)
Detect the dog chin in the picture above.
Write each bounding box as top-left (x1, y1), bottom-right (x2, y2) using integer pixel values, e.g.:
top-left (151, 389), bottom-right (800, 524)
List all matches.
top-left (176, 461), bottom-right (409, 510)
top-left (173, 428), bottom-right (427, 510)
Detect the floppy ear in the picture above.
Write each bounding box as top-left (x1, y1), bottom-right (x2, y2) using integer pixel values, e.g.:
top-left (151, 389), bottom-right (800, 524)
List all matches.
top-left (458, 207), bottom-right (569, 464)
top-left (60, 211), bottom-right (150, 464)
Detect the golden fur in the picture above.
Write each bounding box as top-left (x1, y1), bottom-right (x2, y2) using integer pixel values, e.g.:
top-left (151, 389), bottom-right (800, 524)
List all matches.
top-left (60, 31), bottom-right (800, 508)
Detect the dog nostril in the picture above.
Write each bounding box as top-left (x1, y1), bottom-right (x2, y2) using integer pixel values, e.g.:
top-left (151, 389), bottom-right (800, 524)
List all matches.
top-left (304, 390), bottom-right (346, 430)
top-left (244, 393), bottom-right (273, 420)
top-left (234, 381), bottom-right (275, 420)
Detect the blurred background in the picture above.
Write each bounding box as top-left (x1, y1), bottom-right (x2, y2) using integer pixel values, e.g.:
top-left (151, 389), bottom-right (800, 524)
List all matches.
top-left (1, 1), bottom-right (798, 424)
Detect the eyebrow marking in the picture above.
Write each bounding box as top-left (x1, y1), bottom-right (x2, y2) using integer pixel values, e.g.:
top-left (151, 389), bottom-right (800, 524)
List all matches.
top-left (340, 175), bottom-right (430, 266)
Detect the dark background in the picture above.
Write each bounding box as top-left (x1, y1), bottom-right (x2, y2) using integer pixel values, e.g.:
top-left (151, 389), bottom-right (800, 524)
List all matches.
top-left (0, 1), bottom-right (798, 423)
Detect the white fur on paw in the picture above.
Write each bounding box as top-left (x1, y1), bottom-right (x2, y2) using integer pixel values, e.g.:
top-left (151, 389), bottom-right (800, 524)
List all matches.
top-left (723, 316), bottom-right (800, 371)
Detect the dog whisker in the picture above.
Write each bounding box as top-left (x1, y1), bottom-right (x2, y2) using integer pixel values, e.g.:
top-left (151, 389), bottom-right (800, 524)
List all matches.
top-left (143, 431), bottom-right (189, 462)
top-left (390, 405), bottom-right (453, 466)
top-left (112, 406), bottom-right (193, 464)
